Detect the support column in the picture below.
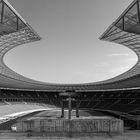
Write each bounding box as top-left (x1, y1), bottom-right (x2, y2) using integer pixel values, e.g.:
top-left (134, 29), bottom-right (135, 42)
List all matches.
top-left (137, 1), bottom-right (140, 23)
top-left (68, 96), bottom-right (72, 120)
top-left (1, 0), bottom-right (4, 24)
top-left (61, 101), bottom-right (64, 118)
top-left (137, 121), bottom-right (139, 130)
top-left (76, 100), bottom-right (79, 118)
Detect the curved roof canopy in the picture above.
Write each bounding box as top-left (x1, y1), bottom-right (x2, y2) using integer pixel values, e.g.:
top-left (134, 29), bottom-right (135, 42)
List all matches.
top-left (0, 0), bottom-right (140, 92)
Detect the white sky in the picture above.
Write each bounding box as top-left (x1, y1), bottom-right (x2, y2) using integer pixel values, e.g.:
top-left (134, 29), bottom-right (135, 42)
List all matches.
top-left (4, 0), bottom-right (137, 84)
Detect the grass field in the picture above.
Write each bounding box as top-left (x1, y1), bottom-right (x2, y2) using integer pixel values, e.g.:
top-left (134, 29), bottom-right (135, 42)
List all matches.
top-left (0, 130), bottom-right (139, 140)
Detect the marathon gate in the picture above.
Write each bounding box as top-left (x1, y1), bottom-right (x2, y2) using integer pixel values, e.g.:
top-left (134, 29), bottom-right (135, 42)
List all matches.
top-left (13, 118), bottom-right (124, 135)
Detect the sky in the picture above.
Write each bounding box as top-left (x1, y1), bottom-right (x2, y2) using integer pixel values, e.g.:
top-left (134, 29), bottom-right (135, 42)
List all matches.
top-left (3, 0), bottom-right (138, 84)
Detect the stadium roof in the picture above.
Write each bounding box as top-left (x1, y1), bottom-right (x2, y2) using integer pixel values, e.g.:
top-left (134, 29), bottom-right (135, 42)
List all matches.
top-left (0, 0), bottom-right (140, 92)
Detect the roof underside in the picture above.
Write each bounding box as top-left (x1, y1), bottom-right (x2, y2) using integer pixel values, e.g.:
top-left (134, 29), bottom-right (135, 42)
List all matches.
top-left (0, 0), bottom-right (139, 91)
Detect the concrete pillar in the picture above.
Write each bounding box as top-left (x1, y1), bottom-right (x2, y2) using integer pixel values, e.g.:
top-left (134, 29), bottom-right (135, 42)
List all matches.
top-left (137, 121), bottom-right (139, 130)
top-left (61, 101), bottom-right (64, 118)
top-left (76, 100), bottom-right (79, 117)
top-left (68, 96), bottom-right (72, 120)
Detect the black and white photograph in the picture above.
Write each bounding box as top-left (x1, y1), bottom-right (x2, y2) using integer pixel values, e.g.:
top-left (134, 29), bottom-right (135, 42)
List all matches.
top-left (0, 0), bottom-right (139, 139)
